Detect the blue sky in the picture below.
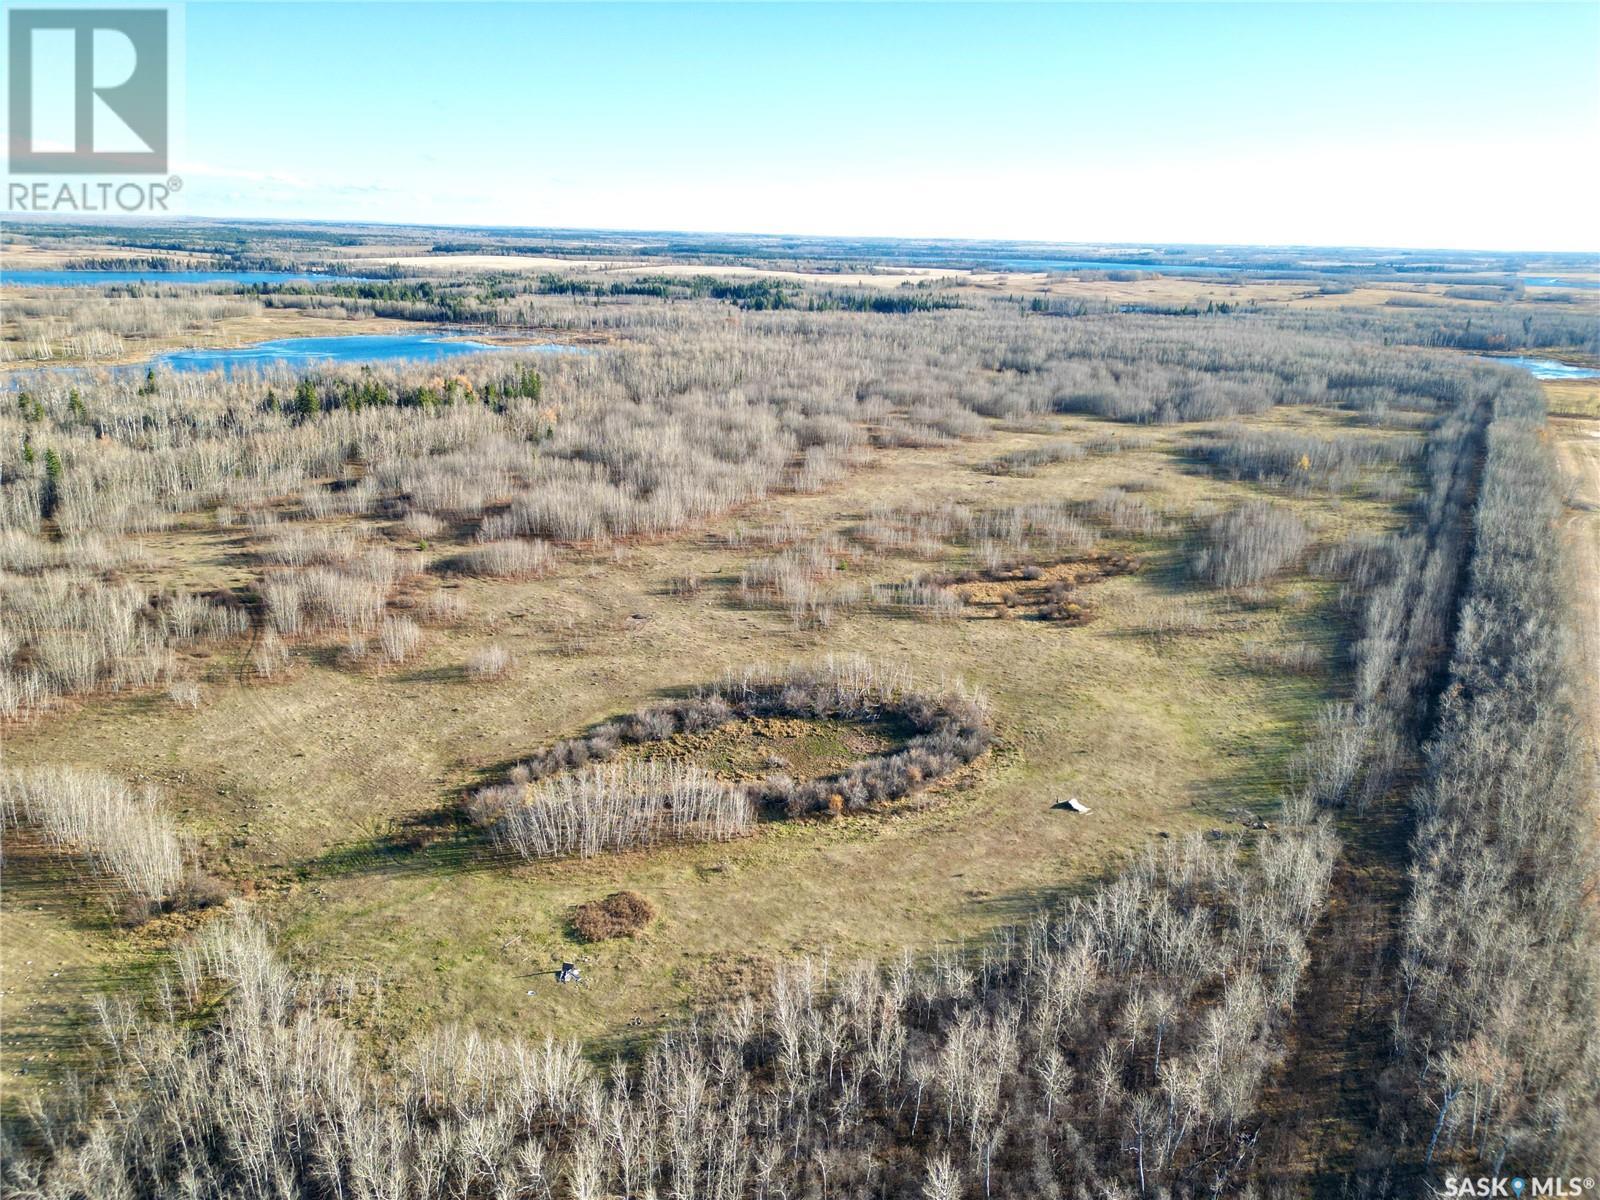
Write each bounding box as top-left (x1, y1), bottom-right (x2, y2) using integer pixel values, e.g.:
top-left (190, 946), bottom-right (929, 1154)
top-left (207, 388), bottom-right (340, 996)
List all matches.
top-left (173, 1), bottom-right (1599, 250)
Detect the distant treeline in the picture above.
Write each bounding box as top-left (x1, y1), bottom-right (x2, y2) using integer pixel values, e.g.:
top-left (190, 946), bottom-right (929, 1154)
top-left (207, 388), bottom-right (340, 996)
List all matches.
top-left (67, 253), bottom-right (300, 273)
top-left (529, 272), bottom-right (799, 308)
top-left (252, 274), bottom-right (963, 315)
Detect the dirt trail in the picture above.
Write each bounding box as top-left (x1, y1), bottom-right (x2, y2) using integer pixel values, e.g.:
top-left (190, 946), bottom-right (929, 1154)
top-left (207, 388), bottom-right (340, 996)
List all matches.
top-left (1254, 786), bottom-right (1412, 1193)
top-left (1255, 398), bottom-right (1498, 1194)
top-left (1551, 418), bottom-right (1600, 756)
top-left (1255, 410), bottom-right (1600, 1193)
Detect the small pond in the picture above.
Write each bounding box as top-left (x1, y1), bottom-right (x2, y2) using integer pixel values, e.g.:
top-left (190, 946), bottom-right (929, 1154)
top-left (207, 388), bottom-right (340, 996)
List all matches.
top-left (1, 332), bottom-right (582, 385)
top-left (154, 334), bottom-right (573, 374)
top-left (1521, 276), bottom-right (1600, 290)
top-left (1479, 356), bottom-right (1600, 381)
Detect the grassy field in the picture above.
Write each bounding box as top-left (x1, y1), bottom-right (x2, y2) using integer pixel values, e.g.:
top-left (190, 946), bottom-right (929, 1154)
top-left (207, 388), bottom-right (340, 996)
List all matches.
top-left (1, 403), bottom-right (1409, 1090)
top-left (1543, 377), bottom-right (1600, 419)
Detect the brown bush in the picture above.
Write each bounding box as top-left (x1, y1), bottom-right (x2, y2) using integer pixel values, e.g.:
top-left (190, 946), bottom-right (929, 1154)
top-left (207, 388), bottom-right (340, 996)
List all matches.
top-left (571, 891), bottom-right (657, 942)
top-left (176, 869), bottom-right (230, 911)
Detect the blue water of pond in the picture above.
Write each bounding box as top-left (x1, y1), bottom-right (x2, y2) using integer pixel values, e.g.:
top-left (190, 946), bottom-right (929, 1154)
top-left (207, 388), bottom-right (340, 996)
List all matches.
top-left (1480, 356), bottom-right (1600, 381)
top-left (1, 333), bottom-right (580, 385)
top-left (1521, 276), bottom-right (1600, 290)
top-left (1, 269), bottom-right (368, 287)
top-left (154, 334), bottom-right (572, 374)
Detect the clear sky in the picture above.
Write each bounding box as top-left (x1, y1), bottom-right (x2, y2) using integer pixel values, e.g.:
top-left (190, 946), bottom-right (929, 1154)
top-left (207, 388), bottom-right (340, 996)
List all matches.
top-left (174, 1), bottom-right (1600, 251)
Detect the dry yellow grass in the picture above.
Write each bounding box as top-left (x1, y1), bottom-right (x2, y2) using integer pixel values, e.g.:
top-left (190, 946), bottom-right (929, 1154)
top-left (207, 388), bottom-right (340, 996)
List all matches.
top-left (0, 246), bottom-right (201, 270)
top-left (1543, 378), bottom-right (1600, 419)
top-left (1550, 416), bottom-right (1600, 762)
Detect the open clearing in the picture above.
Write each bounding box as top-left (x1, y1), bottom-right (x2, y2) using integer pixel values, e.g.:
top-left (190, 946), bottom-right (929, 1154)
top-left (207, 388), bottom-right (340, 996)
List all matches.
top-left (1, 404), bottom-right (1396, 1083)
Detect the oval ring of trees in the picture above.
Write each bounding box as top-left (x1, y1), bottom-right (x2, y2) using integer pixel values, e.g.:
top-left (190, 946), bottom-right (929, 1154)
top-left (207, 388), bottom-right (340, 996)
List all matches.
top-left (467, 656), bottom-right (993, 860)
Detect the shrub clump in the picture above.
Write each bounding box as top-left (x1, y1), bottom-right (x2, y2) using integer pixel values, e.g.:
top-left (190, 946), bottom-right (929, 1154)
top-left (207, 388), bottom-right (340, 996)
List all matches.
top-left (0, 765), bottom-right (184, 904)
top-left (1036, 578), bottom-right (1086, 622)
top-left (250, 631), bottom-right (292, 679)
top-left (471, 761), bottom-right (751, 860)
top-left (467, 644), bottom-right (513, 679)
top-left (378, 616), bottom-right (422, 663)
top-left (435, 539), bottom-right (552, 580)
top-left (571, 890), bottom-right (657, 942)
top-left (1192, 500), bottom-right (1310, 588)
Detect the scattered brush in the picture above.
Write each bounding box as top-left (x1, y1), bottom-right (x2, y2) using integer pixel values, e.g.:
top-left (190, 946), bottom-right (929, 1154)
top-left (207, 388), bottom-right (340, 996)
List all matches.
top-left (738, 540), bottom-right (861, 627)
top-left (978, 439), bottom-right (1086, 476)
top-left (869, 580), bottom-right (963, 620)
top-left (419, 589), bottom-right (467, 625)
top-left (1190, 424), bottom-right (1419, 495)
top-left (1241, 639), bottom-right (1322, 675)
top-left (0, 575), bottom-right (241, 719)
top-left (399, 509), bottom-right (446, 542)
top-left (852, 500), bottom-right (1097, 563)
top-left (167, 678), bottom-right (202, 709)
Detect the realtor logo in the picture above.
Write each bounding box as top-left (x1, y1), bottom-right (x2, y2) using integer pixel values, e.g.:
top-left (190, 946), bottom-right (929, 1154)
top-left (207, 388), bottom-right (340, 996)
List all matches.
top-left (8, 8), bottom-right (168, 173)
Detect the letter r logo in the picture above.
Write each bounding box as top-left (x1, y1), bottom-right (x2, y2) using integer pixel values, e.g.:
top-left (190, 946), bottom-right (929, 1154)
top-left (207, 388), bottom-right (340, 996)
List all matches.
top-left (8, 8), bottom-right (168, 173)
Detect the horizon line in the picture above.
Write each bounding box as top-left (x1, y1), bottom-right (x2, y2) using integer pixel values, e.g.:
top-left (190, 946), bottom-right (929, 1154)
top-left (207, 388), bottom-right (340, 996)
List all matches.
top-left (3, 211), bottom-right (1598, 261)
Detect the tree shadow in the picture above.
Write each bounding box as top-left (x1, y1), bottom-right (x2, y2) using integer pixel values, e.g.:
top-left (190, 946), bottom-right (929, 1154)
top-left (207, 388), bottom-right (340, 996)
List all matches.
top-left (1, 834), bottom-right (128, 934)
top-left (388, 664), bottom-right (467, 685)
top-left (0, 839), bottom-right (171, 1119)
top-left (300, 810), bottom-right (518, 882)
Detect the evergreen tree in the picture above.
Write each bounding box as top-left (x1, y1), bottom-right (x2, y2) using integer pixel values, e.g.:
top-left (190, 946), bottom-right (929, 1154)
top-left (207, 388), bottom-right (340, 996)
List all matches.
top-left (41, 447), bottom-right (63, 518)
